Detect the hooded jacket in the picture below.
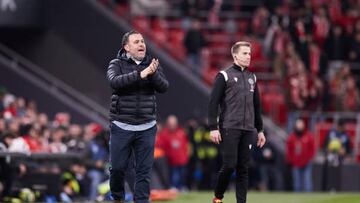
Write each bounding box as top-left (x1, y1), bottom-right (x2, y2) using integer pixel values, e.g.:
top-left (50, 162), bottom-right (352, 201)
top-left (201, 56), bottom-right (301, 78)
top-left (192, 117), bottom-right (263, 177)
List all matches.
top-left (106, 49), bottom-right (169, 124)
top-left (286, 131), bottom-right (315, 168)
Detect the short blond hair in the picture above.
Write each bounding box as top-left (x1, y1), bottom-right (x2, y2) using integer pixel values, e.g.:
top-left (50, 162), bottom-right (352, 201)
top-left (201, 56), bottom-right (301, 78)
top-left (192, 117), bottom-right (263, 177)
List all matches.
top-left (231, 41), bottom-right (251, 54)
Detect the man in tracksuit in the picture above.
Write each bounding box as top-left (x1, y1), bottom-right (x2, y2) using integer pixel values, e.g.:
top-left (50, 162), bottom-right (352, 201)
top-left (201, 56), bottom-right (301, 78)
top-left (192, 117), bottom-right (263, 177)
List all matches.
top-left (208, 41), bottom-right (266, 203)
top-left (107, 30), bottom-right (169, 203)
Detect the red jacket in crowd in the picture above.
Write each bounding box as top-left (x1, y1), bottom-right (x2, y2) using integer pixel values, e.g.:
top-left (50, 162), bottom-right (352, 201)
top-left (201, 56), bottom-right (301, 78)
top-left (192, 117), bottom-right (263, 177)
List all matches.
top-left (159, 127), bottom-right (189, 167)
top-left (286, 131), bottom-right (316, 168)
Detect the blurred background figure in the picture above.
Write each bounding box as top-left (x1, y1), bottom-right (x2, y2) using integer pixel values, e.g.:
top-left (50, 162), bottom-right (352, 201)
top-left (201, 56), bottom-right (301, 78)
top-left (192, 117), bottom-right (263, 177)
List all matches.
top-left (286, 118), bottom-right (315, 192)
top-left (190, 119), bottom-right (219, 190)
top-left (322, 119), bottom-right (352, 191)
top-left (252, 132), bottom-right (283, 191)
top-left (183, 18), bottom-right (207, 77)
top-left (66, 124), bottom-right (86, 153)
top-left (152, 123), bottom-right (171, 190)
top-left (0, 132), bottom-right (27, 200)
top-left (83, 124), bottom-right (108, 201)
top-left (161, 115), bottom-right (189, 191)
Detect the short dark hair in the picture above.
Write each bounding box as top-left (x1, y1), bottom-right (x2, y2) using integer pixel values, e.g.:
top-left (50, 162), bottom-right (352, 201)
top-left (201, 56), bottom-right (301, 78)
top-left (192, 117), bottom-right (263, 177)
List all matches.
top-left (231, 41), bottom-right (251, 54)
top-left (122, 30), bottom-right (141, 47)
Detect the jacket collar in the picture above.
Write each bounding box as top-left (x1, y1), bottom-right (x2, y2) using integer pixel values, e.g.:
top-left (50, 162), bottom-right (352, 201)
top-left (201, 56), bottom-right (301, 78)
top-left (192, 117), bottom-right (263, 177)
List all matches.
top-left (116, 48), bottom-right (152, 65)
top-left (233, 63), bottom-right (247, 71)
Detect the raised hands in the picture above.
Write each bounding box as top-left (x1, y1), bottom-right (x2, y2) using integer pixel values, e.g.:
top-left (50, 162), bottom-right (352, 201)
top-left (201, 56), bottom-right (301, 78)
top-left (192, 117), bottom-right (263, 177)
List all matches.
top-left (140, 58), bottom-right (159, 79)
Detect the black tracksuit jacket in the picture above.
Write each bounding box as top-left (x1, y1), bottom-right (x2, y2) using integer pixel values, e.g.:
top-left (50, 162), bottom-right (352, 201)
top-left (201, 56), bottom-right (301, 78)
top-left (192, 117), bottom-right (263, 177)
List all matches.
top-left (208, 64), bottom-right (263, 132)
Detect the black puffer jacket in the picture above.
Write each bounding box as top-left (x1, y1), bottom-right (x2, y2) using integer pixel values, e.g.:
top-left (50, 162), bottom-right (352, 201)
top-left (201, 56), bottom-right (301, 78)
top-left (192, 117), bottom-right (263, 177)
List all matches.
top-left (106, 49), bottom-right (169, 124)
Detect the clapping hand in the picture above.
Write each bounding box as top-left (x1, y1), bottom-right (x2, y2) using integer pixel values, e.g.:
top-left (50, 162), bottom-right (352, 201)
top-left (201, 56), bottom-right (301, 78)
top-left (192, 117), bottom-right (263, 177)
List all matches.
top-left (140, 58), bottom-right (159, 79)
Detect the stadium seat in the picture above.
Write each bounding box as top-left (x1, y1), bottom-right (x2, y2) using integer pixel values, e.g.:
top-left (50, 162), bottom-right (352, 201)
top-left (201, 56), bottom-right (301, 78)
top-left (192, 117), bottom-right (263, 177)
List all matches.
top-left (132, 16), bottom-right (150, 33)
top-left (168, 29), bottom-right (186, 60)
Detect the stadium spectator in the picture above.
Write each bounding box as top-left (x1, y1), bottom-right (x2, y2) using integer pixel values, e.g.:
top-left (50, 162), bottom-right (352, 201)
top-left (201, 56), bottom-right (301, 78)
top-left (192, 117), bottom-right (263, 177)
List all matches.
top-left (3, 94), bottom-right (16, 119)
top-left (191, 120), bottom-right (219, 190)
top-left (348, 31), bottom-right (360, 62)
top-left (324, 120), bottom-right (352, 159)
top-left (180, 0), bottom-right (213, 18)
top-left (0, 119), bottom-right (5, 135)
top-left (306, 75), bottom-right (324, 112)
top-left (286, 118), bottom-right (315, 192)
top-left (183, 18), bottom-right (207, 76)
top-left (287, 61), bottom-right (309, 110)
top-left (53, 112), bottom-right (71, 129)
top-left (49, 127), bottom-right (67, 153)
top-left (324, 24), bottom-right (349, 60)
top-left (183, 119), bottom-right (199, 190)
top-left (161, 115), bottom-right (189, 190)
top-left (329, 63), bottom-right (357, 111)
top-left (251, 6), bottom-right (270, 38)
top-left (342, 76), bottom-right (360, 111)
top-left (152, 123), bottom-right (171, 189)
top-left (207, 0), bottom-right (222, 28)
top-left (322, 119), bottom-right (352, 191)
top-left (0, 91), bottom-right (112, 201)
top-left (0, 132), bottom-right (27, 200)
top-left (307, 42), bottom-right (328, 78)
top-left (253, 137), bottom-right (283, 191)
top-left (312, 6), bottom-right (330, 47)
top-left (84, 130), bottom-right (108, 201)
top-left (130, 0), bottom-right (169, 16)
top-left (8, 134), bottom-right (30, 154)
top-left (37, 113), bottom-right (49, 130)
top-left (23, 124), bottom-right (47, 152)
top-left (15, 97), bottom-right (26, 118)
top-left (68, 163), bottom-right (88, 198)
top-left (66, 124), bottom-right (86, 153)
top-left (284, 43), bottom-right (303, 77)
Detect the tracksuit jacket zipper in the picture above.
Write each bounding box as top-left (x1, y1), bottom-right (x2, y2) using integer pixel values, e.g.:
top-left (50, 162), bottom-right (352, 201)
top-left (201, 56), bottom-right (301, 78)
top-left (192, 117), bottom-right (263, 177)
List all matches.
top-left (241, 70), bottom-right (246, 129)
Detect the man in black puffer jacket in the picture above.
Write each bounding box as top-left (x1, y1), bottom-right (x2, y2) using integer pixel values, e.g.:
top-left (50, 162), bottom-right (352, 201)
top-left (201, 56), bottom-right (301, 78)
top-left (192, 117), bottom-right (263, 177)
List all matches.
top-left (106, 30), bottom-right (169, 203)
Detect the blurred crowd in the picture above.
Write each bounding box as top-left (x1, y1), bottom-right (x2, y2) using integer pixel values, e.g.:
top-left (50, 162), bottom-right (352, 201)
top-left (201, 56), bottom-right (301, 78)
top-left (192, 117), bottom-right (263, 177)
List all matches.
top-left (0, 87), bottom-right (109, 202)
top-left (100, 0), bottom-right (360, 127)
top-left (1, 0), bottom-right (360, 201)
top-left (0, 87), bottom-right (220, 201)
top-left (0, 85), bottom-right (358, 202)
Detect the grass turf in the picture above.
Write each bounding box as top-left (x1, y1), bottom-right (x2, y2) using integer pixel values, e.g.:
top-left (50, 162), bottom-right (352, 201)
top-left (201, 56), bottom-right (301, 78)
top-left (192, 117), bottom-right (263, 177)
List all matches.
top-left (154, 191), bottom-right (360, 203)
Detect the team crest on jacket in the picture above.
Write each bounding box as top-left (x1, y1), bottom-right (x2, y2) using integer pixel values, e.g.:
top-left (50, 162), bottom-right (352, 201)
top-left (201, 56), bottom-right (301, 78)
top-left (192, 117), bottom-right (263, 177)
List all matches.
top-left (248, 78), bottom-right (255, 92)
top-left (234, 77), bottom-right (238, 82)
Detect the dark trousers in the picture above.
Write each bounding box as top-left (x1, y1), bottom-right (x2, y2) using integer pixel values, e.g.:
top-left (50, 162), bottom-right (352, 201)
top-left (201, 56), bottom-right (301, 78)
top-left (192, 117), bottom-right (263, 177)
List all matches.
top-left (214, 129), bottom-right (253, 203)
top-left (170, 165), bottom-right (187, 189)
top-left (109, 123), bottom-right (157, 203)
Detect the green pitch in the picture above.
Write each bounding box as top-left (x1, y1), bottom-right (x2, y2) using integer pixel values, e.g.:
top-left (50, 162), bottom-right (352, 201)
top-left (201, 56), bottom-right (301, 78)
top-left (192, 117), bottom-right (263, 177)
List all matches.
top-left (154, 191), bottom-right (360, 203)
